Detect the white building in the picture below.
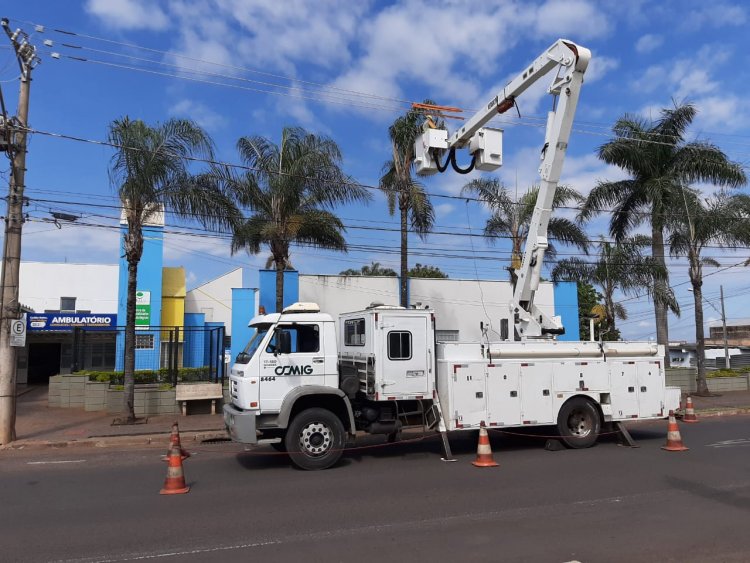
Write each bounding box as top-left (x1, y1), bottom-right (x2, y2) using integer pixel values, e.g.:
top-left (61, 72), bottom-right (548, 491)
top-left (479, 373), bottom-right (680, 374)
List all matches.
top-left (185, 267), bottom-right (243, 337)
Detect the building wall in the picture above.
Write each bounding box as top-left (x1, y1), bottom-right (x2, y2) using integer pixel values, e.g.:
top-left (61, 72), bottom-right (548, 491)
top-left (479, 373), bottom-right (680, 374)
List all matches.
top-left (299, 275), bottom-right (575, 343)
top-left (19, 262), bottom-right (118, 313)
top-left (185, 268), bottom-right (243, 337)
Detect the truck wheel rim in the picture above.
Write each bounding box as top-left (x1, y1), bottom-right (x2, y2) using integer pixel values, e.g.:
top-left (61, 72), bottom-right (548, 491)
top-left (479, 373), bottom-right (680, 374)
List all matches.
top-left (299, 422), bottom-right (332, 456)
top-left (567, 408), bottom-right (593, 437)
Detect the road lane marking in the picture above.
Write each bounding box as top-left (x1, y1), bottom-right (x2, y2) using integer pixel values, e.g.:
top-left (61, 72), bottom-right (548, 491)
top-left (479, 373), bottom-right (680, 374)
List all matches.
top-left (27, 459), bottom-right (87, 465)
top-left (706, 438), bottom-right (750, 448)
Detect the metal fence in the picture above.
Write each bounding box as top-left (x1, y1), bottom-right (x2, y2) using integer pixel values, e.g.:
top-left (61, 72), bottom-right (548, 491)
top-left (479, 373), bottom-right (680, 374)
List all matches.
top-left (69, 325), bottom-right (226, 385)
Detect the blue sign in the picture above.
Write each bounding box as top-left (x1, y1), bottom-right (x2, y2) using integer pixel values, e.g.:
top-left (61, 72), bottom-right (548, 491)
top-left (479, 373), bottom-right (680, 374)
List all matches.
top-left (27, 313), bottom-right (117, 332)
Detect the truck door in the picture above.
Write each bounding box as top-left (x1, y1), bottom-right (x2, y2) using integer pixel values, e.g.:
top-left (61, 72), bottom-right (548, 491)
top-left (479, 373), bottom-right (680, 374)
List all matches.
top-left (519, 363), bottom-right (554, 424)
top-left (258, 322), bottom-right (327, 411)
top-left (379, 314), bottom-right (430, 397)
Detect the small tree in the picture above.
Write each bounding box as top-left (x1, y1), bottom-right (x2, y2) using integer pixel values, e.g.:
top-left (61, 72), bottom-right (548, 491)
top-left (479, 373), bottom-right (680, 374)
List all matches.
top-left (408, 263), bottom-right (448, 278)
top-left (577, 281), bottom-right (602, 341)
top-left (667, 189), bottom-right (750, 395)
top-left (340, 262), bottom-right (397, 276)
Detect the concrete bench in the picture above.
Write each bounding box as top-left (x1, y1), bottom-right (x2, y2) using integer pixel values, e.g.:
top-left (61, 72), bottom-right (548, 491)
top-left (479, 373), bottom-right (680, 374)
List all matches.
top-left (175, 383), bottom-right (223, 416)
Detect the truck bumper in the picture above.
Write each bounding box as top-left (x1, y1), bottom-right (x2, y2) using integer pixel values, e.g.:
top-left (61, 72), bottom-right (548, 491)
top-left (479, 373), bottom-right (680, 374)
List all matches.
top-left (223, 403), bottom-right (258, 444)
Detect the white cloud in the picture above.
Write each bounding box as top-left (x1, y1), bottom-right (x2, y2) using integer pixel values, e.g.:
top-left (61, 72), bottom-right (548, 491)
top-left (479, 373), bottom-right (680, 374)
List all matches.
top-left (635, 34), bottom-right (663, 54)
top-left (168, 99), bottom-right (227, 130)
top-left (85, 0), bottom-right (169, 31)
top-left (22, 224), bottom-right (119, 263)
top-left (681, 2), bottom-right (747, 31)
top-left (434, 203), bottom-right (455, 219)
top-left (585, 56), bottom-right (619, 83)
top-left (535, 0), bottom-right (611, 39)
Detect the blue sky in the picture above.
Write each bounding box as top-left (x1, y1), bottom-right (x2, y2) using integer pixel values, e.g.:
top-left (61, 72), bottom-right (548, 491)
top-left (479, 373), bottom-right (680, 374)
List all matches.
top-left (3, 0), bottom-right (750, 341)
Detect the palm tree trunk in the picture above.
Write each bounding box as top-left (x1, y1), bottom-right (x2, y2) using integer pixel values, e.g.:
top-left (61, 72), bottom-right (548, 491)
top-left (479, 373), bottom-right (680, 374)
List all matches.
top-left (652, 225), bottom-right (671, 367)
top-left (400, 201), bottom-right (408, 308)
top-left (691, 274), bottom-right (710, 395)
top-left (122, 258), bottom-right (138, 422)
top-left (275, 261), bottom-right (284, 313)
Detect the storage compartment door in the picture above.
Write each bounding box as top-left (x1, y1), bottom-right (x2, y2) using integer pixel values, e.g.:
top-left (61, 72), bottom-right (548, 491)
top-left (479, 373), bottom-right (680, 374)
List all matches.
top-left (519, 364), bottom-right (554, 424)
top-left (379, 315), bottom-right (430, 398)
top-left (486, 364), bottom-right (521, 426)
top-left (609, 361), bottom-right (639, 419)
top-left (637, 361), bottom-right (664, 418)
top-left (450, 364), bottom-right (486, 428)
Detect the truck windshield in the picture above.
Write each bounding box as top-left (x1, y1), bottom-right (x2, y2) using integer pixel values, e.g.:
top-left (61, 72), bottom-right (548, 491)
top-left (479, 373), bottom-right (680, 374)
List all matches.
top-left (236, 326), bottom-right (270, 364)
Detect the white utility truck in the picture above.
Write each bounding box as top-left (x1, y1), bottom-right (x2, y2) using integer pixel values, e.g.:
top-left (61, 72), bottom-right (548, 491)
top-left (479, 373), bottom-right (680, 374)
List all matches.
top-left (223, 39), bottom-right (681, 470)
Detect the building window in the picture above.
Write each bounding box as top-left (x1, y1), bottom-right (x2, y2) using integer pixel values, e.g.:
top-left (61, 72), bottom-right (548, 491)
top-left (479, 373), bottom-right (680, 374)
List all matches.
top-left (344, 318), bottom-right (365, 346)
top-left (135, 334), bottom-right (155, 350)
top-left (388, 331), bottom-right (412, 360)
top-left (60, 297), bottom-right (76, 312)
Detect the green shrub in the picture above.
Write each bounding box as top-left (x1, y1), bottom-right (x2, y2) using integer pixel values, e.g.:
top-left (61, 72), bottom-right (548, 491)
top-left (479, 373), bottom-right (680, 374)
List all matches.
top-left (707, 368), bottom-right (748, 378)
top-left (75, 366), bottom-right (215, 386)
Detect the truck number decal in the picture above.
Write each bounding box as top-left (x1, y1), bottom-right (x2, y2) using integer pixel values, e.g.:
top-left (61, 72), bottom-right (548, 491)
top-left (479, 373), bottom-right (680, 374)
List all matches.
top-left (260, 376), bottom-right (276, 382)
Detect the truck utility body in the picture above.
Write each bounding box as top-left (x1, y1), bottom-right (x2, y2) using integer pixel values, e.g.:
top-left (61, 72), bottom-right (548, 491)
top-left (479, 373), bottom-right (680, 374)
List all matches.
top-left (224, 304), bottom-right (680, 469)
top-left (224, 38), bottom-right (681, 470)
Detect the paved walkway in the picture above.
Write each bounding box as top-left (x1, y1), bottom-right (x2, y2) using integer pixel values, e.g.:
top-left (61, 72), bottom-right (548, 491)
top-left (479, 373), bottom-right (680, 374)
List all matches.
top-left (4, 386), bottom-right (227, 449)
top-left (3, 385), bottom-right (750, 450)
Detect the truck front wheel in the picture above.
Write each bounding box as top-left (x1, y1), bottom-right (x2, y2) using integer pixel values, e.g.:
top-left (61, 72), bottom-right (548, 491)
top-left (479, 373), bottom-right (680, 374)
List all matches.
top-left (285, 408), bottom-right (345, 470)
top-left (557, 397), bottom-right (601, 449)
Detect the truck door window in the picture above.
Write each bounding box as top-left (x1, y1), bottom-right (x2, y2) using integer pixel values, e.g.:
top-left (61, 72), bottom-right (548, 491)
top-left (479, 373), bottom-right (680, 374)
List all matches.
top-left (344, 318), bottom-right (365, 346)
top-left (267, 324), bottom-right (320, 354)
top-left (388, 331), bottom-right (412, 360)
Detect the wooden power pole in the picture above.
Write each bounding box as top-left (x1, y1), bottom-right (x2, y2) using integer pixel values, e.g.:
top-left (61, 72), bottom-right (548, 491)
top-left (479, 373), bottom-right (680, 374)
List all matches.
top-left (0, 18), bottom-right (37, 445)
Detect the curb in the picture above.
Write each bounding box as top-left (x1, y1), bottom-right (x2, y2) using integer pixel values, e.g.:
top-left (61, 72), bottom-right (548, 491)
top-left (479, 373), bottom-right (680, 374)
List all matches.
top-left (691, 407), bottom-right (750, 418)
top-left (0, 430), bottom-right (229, 451)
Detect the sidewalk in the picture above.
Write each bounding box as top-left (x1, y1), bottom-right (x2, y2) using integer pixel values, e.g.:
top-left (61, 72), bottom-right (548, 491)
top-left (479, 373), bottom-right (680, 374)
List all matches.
top-left (3, 386), bottom-right (750, 451)
top-left (2, 386), bottom-right (228, 450)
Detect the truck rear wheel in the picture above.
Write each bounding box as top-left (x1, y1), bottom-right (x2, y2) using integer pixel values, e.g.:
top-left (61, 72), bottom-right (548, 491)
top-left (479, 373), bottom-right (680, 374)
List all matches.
top-left (285, 408), bottom-right (345, 470)
top-left (557, 397), bottom-right (600, 449)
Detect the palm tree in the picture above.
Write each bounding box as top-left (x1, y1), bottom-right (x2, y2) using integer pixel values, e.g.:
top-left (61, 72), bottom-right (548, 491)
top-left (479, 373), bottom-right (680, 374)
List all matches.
top-left (340, 262), bottom-right (397, 276)
top-left (582, 103), bottom-right (746, 365)
top-left (551, 236), bottom-right (677, 339)
top-left (108, 117), bottom-right (238, 423)
top-left (667, 189), bottom-right (750, 395)
top-left (222, 127), bottom-right (370, 311)
top-left (461, 178), bottom-right (589, 281)
top-left (380, 102), bottom-right (439, 307)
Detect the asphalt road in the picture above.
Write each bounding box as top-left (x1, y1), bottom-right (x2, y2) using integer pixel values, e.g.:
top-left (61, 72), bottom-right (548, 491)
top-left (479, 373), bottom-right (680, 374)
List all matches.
top-left (2, 416), bottom-right (749, 563)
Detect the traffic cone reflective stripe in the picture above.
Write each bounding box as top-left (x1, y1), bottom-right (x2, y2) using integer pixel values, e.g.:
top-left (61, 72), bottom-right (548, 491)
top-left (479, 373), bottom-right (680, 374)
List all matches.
top-left (163, 422), bottom-right (190, 461)
top-left (472, 423), bottom-right (499, 467)
top-left (160, 443), bottom-right (190, 495)
top-left (661, 410), bottom-right (689, 452)
top-left (683, 396), bottom-right (699, 423)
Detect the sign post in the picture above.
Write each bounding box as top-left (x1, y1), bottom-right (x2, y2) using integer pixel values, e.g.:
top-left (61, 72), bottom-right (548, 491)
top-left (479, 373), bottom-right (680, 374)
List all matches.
top-left (10, 315), bottom-right (26, 347)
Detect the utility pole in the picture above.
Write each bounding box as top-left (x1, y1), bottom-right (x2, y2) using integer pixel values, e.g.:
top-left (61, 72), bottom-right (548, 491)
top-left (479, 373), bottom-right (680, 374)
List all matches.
top-left (720, 285), bottom-right (729, 369)
top-left (0, 18), bottom-right (37, 445)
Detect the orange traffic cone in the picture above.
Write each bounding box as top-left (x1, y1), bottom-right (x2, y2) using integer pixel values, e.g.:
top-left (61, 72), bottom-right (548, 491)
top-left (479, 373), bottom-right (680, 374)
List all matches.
top-left (682, 396), bottom-right (699, 423)
top-left (661, 410), bottom-right (689, 452)
top-left (471, 422), bottom-right (499, 467)
top-left (160, 443), bottom-right (190, 495)
top-left (163, 422), bottom-right (190, 461)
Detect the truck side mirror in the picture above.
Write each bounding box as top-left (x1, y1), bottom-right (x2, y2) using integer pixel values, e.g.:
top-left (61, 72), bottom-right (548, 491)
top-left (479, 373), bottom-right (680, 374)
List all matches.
top-left (278, 330), bottom-right (292, 354)
top-left (235, 351), bottom-right (251, 364)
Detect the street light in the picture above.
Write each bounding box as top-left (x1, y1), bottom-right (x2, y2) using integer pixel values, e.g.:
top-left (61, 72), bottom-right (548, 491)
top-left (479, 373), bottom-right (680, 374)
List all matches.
top-left (688, 285), bottom-right (729, 369)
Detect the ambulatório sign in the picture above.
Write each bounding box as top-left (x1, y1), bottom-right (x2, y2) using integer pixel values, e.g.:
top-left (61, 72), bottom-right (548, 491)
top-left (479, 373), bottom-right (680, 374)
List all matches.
top-left (27, 313), bottom-right (117, 332)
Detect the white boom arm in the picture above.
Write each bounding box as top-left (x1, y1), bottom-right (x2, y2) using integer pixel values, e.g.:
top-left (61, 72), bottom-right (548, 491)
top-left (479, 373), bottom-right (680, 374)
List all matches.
top-left (415, 39), bottom-right (591, 339)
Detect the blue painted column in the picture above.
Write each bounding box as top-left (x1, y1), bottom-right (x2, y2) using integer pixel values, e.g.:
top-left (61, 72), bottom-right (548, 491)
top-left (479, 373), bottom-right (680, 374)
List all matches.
top-left (183, 313), bottom-right (206, 368)
top-left (259, 269), bottom-right (299, 313)
top-left (116, 217), bottom-right (165, 371)
top-left (553, 281), bottom-right (580, 341)
top-left (230, 288), bottom-right (257, 363)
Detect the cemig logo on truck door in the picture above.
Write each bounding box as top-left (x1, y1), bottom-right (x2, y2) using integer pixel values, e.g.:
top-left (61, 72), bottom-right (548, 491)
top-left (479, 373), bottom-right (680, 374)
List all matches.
top-left (275, 365), bottom-right (314, 376)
